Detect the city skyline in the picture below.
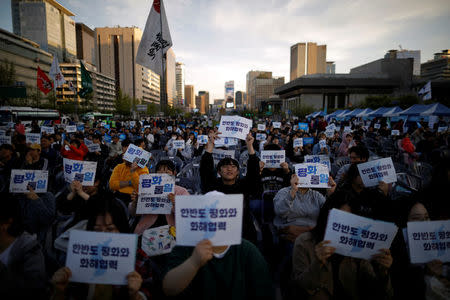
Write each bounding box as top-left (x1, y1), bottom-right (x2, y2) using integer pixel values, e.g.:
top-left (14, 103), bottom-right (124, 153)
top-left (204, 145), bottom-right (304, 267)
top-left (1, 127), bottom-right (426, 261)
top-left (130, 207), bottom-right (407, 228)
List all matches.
top-left (1, 0), bottom-right (449, 104)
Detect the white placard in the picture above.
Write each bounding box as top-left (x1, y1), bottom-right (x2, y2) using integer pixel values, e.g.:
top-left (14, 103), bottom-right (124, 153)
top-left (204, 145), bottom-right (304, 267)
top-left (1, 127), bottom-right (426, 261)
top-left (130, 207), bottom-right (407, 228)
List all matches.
top-left (198, 135), bottom-right (208, 145)
top-left (437, 126), bottom-right (448, 133)
top-left (175, 194), bottom-right (243, 246)
top-left (326, 123), bottom-right (337, 131)
top-left (374, 123), bottom-right (381, 129)
top-left (66, 230), bottom-right (137, 285)
top-left (407, 220), bottom-right (450, 264)
top-left (137, 174), bottom-right (175, 215)
top-left (214, 136), bottom-right (238, 148)
top-left (272, 122), bottom-right (281, 128)
top-left (141, 225), bottom-right (176, 257)
top-left (293, 138), bottom-right (303, 148)
top-left (391, 130), bottom-right (400, 136)
top-left (129, 121), bottom-right (136, 128)
top-left (319, 140), bottom-right (327, 149)
top-left (304, 155), bottom-right (331, 172)
top-left (256, 133), bottom-right (267, 141)
top-left (66, 125), bottom-right (77, 133)
top-left (172, 140), bottom-right (185, 150)
top-left (0, 130), bottom-right (5, 136)
top-left (212, 149), bottom-right (235, 166)
top-left (123, 144), bottom-right (151, 168)
top-left (294, 163), bottom-right (329, 188)
top-left (0, 135), bottom-right (11, 145)
top-left (41, 126), bottom-right (54, 134)
top-left (343, 126), bottom-right (352, 133)
top-left (258, 124), bottom-right (266, 131)
top-left (357, 157), bottom-right (397, 187)
top-left (324, 209), bottom-right (398, 260)
top-left (63, 158), bottom-right (97, 186)
top-left (84, 138), bottom-right (93, 146)
top-left (9, 169), bottom-right (48, 193)
top-left (325, 130), bottom-right (334, 138)
top-left (167, 126), bottom-right (173, 131)
top-left (26, 133), bottom-right (41, 144)
top-left (87, 143), bottom-right (101, 153)
top-left (218, 116), bottom-right (252, 140)
top-left (261, 150), bottom-right (285, 168)
top-left (293, 125), bottom-right (299, 130)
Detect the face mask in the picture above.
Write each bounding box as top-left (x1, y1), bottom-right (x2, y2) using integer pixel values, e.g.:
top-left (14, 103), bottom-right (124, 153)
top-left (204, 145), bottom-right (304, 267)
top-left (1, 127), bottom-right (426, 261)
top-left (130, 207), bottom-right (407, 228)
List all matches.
top-left (171, 136), bottom-right (176, 140)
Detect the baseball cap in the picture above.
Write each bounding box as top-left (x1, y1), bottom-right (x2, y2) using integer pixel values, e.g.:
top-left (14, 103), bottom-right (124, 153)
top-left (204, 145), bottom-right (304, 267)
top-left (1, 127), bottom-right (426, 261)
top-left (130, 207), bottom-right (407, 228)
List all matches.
top-left (29, 143), bottom-right (41, 151)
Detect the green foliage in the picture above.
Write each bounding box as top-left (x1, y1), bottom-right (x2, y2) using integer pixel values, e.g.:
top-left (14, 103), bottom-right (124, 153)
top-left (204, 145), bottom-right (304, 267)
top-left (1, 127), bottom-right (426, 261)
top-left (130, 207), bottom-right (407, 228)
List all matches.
top-left (146, 102), bottom-right (159, 116)
top-left (291, 104), bottom-right (316, 119)
top-left (165, 105), bottom-right (182, 117)
top-left (114, 89), bottom-right (132, 117)
top-left (360, 94), bottom-right (419, 109)
top-left (0, 59), bottom-right (16, 87)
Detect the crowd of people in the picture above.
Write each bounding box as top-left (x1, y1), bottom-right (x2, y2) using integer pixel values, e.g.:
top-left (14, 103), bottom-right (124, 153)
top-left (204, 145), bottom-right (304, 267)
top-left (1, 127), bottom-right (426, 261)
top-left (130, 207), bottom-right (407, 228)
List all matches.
top-left (0, 113), bottom-right (449, 299)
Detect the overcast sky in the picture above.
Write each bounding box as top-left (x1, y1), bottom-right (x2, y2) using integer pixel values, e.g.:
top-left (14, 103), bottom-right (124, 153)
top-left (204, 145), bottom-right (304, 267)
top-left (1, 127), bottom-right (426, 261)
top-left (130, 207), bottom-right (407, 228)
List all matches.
top-left (1, 0), bottom-right (449, 103)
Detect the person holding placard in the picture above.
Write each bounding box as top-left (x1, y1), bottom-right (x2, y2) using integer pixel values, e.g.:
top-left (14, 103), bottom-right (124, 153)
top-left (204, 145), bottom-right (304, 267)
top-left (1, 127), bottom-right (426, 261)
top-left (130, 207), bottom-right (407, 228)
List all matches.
top-left (20, 144), bottom-right (49, 171)
top-left (312, 132), bottom-right (330, 155)
top-left (200, 131), bottom-right (261, 243)
top-left (0, 194), bottom-right (47, 299)
top-left (51, 197), bottom-right (154, 300)
top-left (291, 191), bottom-right (394, 300)
top-left (337, 133), bottom-right (356, 157)
top-left (335, 145), bottom-right (369, 186)
top-left (161, 191), bottom-right (274, 300)
top-left (61, 139), bottom-right (86, 161)
top-left (129, 160), bottom-right (189, 235)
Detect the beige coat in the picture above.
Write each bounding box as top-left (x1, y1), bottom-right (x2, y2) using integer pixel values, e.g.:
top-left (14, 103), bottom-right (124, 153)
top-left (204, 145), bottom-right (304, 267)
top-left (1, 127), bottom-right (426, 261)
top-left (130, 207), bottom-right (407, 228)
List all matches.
top-left (291, 232), bottom-right (393, 300)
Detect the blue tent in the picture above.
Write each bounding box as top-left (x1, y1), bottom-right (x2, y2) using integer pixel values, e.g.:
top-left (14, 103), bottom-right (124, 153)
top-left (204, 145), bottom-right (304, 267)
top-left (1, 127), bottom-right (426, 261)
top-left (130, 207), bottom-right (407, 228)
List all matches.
top-left (420, 103), bottom-right (450, 116)
top-left (399, 104), bottom-right (431, 116)
top-left (382, 106), bottom-right (403, 117)
top-left (334, 110), bottom-right (350, 118)
top-left (368, 107), bottom-right (392, 117)
top-left (342, 108), bottom-right (364, 118)
top-left (307, 111), bottom-right (326, 118)
top-left (325, 109), bottom-right (345, 119)
top-left (355, 108), bottom-right (373, 117)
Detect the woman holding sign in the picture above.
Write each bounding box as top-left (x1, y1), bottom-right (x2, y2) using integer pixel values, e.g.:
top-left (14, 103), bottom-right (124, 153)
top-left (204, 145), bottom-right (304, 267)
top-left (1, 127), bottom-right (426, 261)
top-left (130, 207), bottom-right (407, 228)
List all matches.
top-left (51, 197), bottom-right (153, 300)
top-left (291, 191), bottom-right (394, 300)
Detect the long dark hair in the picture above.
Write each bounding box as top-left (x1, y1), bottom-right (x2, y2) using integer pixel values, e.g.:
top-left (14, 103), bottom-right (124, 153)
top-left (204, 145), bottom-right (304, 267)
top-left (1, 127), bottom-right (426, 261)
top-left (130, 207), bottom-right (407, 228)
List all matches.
top-left (311, 190), bottom-right (356, 243)
top-left (86, 194), bottom-right (130, 233)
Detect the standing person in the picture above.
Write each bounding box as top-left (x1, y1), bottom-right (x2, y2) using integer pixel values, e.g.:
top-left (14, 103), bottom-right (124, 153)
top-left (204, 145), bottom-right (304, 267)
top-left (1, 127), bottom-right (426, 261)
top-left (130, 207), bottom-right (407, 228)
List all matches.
top-left (61, 139), bottom-right (86, 161)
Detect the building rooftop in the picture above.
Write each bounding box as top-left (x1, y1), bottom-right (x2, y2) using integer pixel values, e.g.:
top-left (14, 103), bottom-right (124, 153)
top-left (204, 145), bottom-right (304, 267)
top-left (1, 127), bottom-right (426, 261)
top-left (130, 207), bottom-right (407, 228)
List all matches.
top-left (47, 0), bottom-right (75, 16)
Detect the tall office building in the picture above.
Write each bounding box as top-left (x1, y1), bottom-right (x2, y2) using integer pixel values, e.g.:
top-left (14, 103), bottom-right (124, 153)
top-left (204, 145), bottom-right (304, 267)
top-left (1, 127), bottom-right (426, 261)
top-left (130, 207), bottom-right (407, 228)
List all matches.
top-left (385, 49), bottom-right (421, 76)
top-left (165, 48), bottom-right (176, 107)
top-left (95, 26), bottom-right (160, 105)
top-left (11, 0), bottom-right (77, 62)
top-left (184, 85), bottom-right (195, 110)
top-left (197, 91), bottom-right (209, 114)
top-left (224, 80), bottom-right (234, 108)
top-left (175, 62), bottom-right (185, 107)
top-left (290, 42), bottom-right (327, 80)
top-left (76, 23), bottom-right (96, 67)
top-left (251, 76), bottom-right (285, 110)
top-left (246, 70), bottom-right (272, 109)
top-left (235, 91), bottom-right (246, 106)
top-left (421, 49), bottom-right (450, 81)
top-left (326, 61), bottom-right (336, 74)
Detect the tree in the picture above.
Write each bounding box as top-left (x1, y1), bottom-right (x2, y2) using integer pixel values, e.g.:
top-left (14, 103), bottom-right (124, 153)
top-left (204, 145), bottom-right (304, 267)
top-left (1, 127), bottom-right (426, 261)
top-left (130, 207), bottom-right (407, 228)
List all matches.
top-left (114, 89), bottom-right (132, 117)
top-left (291, 104), bottom-right (315, 119)
top-left (147, 102), bottom-right (159, 116)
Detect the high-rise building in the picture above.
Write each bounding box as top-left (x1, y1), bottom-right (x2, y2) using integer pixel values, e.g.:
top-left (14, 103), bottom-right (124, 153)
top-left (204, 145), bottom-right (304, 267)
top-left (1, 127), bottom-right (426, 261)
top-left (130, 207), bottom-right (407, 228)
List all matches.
top-left (421, 49), bottom-right (450, 81)
top-left (326, 61), bottom-right (336, 74)
top-left (197, 91), bottom-right (209, 114)
top-left (246, 71), bottom-right (272, 109)
top-left (290, 42), bottom-right (326, 80)
top-left (57, 62), bottom-right (116, 111)
top-left (165, 48), bottom-right (176, 107)
top-left (11, 0), bottom-right (77, 62)
top-left (235, 91), bottom-right (246, 106)
top-left (184, 85), bottom-right (195, 110)
top-left (224, 80), bottom-right (234, 108)
top-left (95, 26), bottom-right (160, 106)
top-left (251, 76), bottom-right (284, 110)
top-left (175, 62), bottom-right (185, 107)
top-left (214, 99), bottom-right (224, 106)
top-left (76, 23), bottom-right (96, 67)
top-left (385, 49), bottom-right (421, 76)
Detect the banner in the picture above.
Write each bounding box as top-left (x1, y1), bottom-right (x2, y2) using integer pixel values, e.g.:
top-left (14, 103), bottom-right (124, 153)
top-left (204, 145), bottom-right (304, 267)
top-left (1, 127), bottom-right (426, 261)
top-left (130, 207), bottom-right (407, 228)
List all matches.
top-left (357, 157), bottom-right (397, 187)
top-left (294, 163), bottom-right (329, 188)
top-left (26, 133), bottom-right (41, 144)
top-left (172, 140), bottom-right (185, 150)
top-left (137, 173), bottom-right (175, 215)
top-left (437, 126), bottom-right (448, 133)
top-left (41, 126), bottom-right (54, 134)
top-left (258, 124), bottom-right (266, 131)
top-left (293, 138), bottom-right (303, 148)
top-left (325, 130), bottom-right (334, 138)
top-left (326, 123), bottom-right (337, 131)
top-left (66, 230), bottom-right (137, 285)
top-left (256, 133), bottom-right (267, 141)
top-left (141, 225), bottom-right (176, 257)
top-left (324, 209), bottom-right (398, 260)
top-left (214, 136), bottom-right (238, 148)
top-left (197, 135), bottom-right (208, 145)
top-left (63, 158), bottom-right (97, 186)
top-left (218, 116), bottom-right (252, 140)
top-left (123, 144), bottom-right (151, 169)
top-left (261, 150), bottom-right (285, 168)
top-left (175, 194), bottom-right (243, 246)
top-left (272, 122), bottom-right (281, 128)
top-left (298, 123), bottom-right (309, 131)
top-left (303, 137), bottom-right (314, 145)
top-left (66, 125), bottom-right (77, 133)
top-left (87, 143), bottom-right (101, 153)
top-left (212, 149), bottom-right (235, 166)
top-left (10, 169), bottom-right (48, 193)
top-left (304, 155), bottom-right (331, 171)
top-left (391, 130), bottom-right (400, 136)
top-left (406, 220), bottom-right (450, 264)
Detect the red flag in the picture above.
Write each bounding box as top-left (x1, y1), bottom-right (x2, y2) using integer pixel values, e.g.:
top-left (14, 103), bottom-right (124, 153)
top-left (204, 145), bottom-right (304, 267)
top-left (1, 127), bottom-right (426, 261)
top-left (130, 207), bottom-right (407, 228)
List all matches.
top-left (37, 66), bottom-right (53, 95)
